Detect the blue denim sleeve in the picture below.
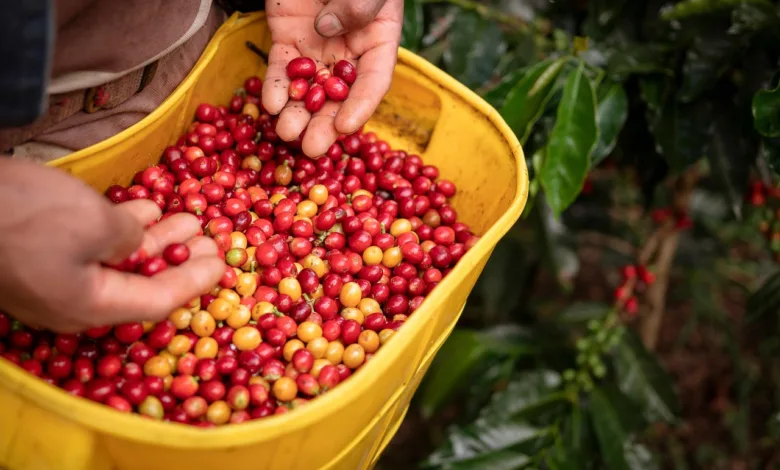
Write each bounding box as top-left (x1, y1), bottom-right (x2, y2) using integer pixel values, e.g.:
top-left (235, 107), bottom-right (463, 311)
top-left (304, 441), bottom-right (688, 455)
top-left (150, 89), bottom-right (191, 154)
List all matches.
top-left (0, 1), bottom-right (53, 129)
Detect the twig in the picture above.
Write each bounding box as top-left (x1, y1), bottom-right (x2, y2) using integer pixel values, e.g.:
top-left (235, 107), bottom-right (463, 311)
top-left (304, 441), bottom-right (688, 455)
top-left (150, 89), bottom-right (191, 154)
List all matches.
top-left (420, 0), bottom-right (529, 32)
top-left (639, 167), bottom-right (700, 350)
top-left (245, 41), bottom-right (268, 62)
top-left (576, 231), bottom-right (636, 258)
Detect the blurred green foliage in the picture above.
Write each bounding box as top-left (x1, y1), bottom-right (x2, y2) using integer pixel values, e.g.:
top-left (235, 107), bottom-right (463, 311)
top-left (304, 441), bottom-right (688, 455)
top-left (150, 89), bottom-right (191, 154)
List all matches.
top-left (377, 0), bottom-right (780, 468)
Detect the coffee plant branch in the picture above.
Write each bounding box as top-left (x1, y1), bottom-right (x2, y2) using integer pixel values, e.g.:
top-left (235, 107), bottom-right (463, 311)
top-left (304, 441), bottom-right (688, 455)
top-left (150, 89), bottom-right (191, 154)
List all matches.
top-left (577, 231), bottom-right (635, 258)
top-left (638, 167), bottom-right (700, 350)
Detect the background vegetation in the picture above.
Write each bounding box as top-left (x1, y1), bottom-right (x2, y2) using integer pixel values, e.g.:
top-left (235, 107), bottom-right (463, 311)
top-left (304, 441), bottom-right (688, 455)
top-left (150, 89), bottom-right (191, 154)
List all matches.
top-left (376, 0), bottom-right (780, 468)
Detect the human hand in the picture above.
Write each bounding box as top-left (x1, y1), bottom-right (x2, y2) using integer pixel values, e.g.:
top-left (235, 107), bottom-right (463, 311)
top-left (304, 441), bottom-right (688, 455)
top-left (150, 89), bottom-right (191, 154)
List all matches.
top-left (0, 160), bottom-right (224, 333)
top-left (263, 0), bottom-right (403, 157)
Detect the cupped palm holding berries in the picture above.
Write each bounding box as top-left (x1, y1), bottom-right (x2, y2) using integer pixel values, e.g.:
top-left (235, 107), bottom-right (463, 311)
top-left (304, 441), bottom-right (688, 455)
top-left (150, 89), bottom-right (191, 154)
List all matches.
top-left (262, 0), bottom-right (403, 157)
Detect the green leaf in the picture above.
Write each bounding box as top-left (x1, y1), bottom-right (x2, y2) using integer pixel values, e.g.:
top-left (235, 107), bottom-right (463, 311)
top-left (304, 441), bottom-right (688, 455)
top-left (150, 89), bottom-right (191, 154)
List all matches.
top-left (461, 359), bottom-right (516, 419)
top-left (562, 402), bottom-right (589, 452)
top-left (729, 2), bottom-right (779, 34)
top-left (606, 43), bottom-right (671, 81)
top-left (625, 443), bottom-right (661, 470)
top-left (431, 450), bottom-right (532, 470)
top-left (660, 0), bottom-right (775, 21)
top-left (762, 137), bottom-right (780, 175)
top-left (478, 325), bottom-right (538, 357)
top-left (534, 195), bottom-right (580, 290)
top-left (545, 405), bottom-right (592, 469)
top-left (419, 330), bottom-right (489, 419)
top-left (638, 75), bottom-right (671, 114)
top-left (591, 83), bottom-right (629, 166)
top-left (477, 237), bottom-right (527, 321)
top-left (708, 103), bottom-right (750, 219)
top-left (480, 370), bottom-right (564, 421)
top-left (599, 383), bottom-right (648, 433)
top-left (424, 371), bottom-right (563, 469)
top-left (678, 31), bottom-right (739, 103)
top-left (419, 327), bottom-right (536, 419)
top-left (746, 270), bottom-right (780, 322)
top-left (753, 81), bottom-right (780, 138)
top-left (540, 62), bottom-right (599, 215)
top-left (589, 387), bottom-right (631, 470)
top-left (555, 302), bottom-right (612, 325)
top-left (401, 0), bottom-right (424, 51)
top-left (612, 329), bottom-right (679, 424)
top-left (443, 12), bottom-right (505, 89)
top-left (500, 58), bottom-right (568, 145)
top-left (482, 67), bottom-right (528, 109)
top-left (649, 94), bottom-right (714, 172)
top-left (423, 422), bottom-right (536, 470)
top-left (583, 0), bottom-right (630, 39)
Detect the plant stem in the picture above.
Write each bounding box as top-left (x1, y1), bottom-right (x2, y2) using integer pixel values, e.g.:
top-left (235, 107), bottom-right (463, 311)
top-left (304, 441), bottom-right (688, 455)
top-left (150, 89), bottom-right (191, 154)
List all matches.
top-left (420, 0), bottom-right (529, 32)
top-left (639, 167), bottom-right (700, 350)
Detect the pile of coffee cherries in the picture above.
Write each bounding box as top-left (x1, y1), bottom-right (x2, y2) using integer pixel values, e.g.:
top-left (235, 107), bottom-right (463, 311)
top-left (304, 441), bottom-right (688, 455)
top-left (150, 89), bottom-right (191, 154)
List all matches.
top-left (0, 71), bottom-right (479, 427)
top-left (287, 57), bottom-right (355, 112)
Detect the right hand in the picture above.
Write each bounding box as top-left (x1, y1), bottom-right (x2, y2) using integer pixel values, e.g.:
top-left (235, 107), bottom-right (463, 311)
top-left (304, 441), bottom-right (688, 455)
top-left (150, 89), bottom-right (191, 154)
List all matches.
top-left (0, 159), bottom-right (224, 333)
top-left (263, 0), bottom-right (403, 158)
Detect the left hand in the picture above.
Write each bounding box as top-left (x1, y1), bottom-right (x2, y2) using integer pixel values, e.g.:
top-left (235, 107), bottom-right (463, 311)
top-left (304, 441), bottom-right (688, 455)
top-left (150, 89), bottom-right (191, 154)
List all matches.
top-left (263, 0), bottom-right (403, 158)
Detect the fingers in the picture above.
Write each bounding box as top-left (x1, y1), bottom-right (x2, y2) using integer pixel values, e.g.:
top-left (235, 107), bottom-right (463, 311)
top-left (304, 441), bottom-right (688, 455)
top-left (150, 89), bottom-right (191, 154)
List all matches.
top-left (335, 42), bottom-right (397, 135)
top-left (117, 199), bottom-right (163, 225)
top-left (101, 200), bottom-right (161, 265)
top-left (89, 210), bottom-right (221, 325)
top-left (315, 0), bottom-right (388, 37)
top-left (140, 212), bottom-right (202, 257)
top-left (302, 101), bottom-right (341, 157)
top-left (186, 236), bottom-right (219, 259)
top-left (276, 101), bottom-right (312, 142)
top-left (90, 256), bottom-right (224, 325)
top-left (262, 43), bottom-right (300, 116)
top-left (87, 232), bottom-right (221, 327)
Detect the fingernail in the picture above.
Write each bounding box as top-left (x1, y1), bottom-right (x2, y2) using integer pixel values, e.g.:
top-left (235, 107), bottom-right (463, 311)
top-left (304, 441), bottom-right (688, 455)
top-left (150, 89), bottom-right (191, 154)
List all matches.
top-left (316, 14), bottom-right (343, 37)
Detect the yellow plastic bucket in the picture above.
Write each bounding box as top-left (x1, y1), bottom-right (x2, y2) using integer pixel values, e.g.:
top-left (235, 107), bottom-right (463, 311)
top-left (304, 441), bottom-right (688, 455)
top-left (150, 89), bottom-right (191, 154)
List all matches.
top-left (0, 12), bottom-right (528, 470)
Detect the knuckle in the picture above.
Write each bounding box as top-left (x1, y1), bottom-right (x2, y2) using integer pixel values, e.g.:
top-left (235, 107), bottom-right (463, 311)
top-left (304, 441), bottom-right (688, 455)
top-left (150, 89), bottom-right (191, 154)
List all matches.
top-left (343, 2), bottom-right (376, 25)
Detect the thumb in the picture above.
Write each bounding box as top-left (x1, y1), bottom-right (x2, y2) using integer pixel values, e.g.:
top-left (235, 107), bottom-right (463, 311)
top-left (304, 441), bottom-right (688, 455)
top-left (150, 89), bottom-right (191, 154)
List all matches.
top-left (314, 0), bottom-right (388, 37)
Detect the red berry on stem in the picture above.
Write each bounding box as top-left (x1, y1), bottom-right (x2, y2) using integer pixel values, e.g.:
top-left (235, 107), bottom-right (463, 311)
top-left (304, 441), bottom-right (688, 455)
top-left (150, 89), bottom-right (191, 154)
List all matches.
top-left (625, 296), bottom-right (639, 315)
top-left (621, 265), bottom-right (637, 280)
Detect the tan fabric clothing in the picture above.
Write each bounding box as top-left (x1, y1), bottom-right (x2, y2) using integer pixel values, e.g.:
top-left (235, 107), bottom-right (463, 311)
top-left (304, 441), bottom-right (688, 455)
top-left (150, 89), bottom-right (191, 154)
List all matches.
top-left (50, 0), bottom-right (214, 94)
top-left (11, 0), bottom-right (225, 161)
